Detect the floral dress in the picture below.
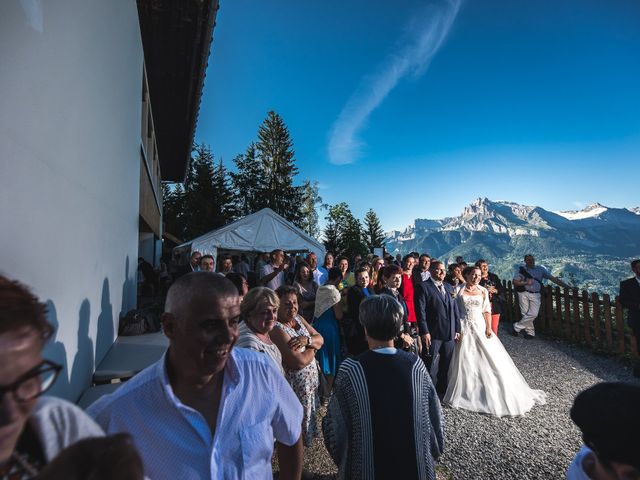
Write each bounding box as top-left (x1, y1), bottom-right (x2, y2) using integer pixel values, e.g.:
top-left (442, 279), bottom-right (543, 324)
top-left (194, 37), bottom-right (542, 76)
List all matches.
top-left (275, 315), bottom-right (320, 446)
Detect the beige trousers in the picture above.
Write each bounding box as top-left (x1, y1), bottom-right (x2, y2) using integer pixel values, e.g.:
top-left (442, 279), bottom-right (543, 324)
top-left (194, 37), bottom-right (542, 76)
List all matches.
top-left (515, 291), bottom-right (541, 336)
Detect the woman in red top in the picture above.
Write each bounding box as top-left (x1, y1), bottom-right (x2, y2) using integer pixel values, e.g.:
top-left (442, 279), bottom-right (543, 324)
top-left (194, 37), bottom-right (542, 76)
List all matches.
top-left (399, 254), bottom-right (418, 324)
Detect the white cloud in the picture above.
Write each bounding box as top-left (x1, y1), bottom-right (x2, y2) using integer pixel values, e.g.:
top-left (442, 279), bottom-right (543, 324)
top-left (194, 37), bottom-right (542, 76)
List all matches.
top-left (327, 0), bottom-right (462, 165)
top-left (20, 0), bottom-right (44, 33)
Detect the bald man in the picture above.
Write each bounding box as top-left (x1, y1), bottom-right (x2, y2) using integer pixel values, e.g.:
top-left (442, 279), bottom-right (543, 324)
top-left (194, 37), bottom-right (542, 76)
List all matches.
top-left (88, 273), bottom-right (303, 479)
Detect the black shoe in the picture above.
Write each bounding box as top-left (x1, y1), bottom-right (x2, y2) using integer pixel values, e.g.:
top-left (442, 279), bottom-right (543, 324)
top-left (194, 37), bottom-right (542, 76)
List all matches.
top-left (523, 333), bottom-right (535, 340)
top-left (510, 327), bottom-right (520, 337)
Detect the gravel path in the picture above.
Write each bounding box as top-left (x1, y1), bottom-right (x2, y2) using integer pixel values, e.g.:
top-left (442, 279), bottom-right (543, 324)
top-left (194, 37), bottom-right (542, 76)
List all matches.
top-left (291, 324), bottom-right (640, 479)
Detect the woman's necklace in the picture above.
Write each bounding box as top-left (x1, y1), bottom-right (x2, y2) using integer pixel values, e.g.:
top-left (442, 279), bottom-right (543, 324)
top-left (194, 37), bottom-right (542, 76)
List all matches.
top-left (465, 284), bottom-right (479, 293)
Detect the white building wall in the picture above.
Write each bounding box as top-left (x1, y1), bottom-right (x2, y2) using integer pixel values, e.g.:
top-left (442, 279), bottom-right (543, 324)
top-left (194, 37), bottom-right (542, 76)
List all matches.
top-left (0, 0), bottom-right (143, 401)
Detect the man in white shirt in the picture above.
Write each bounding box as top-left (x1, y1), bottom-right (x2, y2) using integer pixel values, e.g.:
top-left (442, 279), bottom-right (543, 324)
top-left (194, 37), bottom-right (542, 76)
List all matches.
top-left (259, 249), bottom-right (288, 290)
top-left (88, 273), bottom-right (304, 479)
top-left (306, 252), bottom-right (323, 286)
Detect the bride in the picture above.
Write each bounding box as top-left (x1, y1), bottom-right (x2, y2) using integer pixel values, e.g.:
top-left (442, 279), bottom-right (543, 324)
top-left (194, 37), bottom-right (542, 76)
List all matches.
top-left (444, 265), bottom-right (546, 417)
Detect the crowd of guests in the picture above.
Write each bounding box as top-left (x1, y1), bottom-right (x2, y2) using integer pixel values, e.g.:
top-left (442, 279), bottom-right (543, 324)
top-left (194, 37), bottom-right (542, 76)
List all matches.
top-left (1, 255), bottom-right (639, 478)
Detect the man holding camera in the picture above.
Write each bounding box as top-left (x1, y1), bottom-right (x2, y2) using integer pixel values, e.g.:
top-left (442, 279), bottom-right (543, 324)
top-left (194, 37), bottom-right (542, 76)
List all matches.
top-left (512, 254), bottom-right (568, 339)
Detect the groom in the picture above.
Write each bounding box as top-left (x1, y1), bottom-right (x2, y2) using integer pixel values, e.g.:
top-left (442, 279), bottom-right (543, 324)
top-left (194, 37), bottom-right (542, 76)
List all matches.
top-left (414, 261), bottom-right (461, 397)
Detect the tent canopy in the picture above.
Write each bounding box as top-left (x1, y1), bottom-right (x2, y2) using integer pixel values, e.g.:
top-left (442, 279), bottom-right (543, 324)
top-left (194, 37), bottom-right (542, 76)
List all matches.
top-left (174, 208), bottom-right (326, 260)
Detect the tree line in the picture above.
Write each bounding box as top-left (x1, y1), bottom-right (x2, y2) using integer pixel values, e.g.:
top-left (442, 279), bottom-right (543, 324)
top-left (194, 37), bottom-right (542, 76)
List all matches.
top-left (162, 110), bottom-right (385, 258)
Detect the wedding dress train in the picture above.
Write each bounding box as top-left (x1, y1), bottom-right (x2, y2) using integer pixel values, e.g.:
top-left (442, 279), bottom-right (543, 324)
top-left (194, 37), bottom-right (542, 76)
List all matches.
top-left (443, 288), bottom-right (546, 417)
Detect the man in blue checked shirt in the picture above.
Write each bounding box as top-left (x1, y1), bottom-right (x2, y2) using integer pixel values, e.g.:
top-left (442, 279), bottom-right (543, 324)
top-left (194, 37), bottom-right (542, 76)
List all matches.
top-left (88, 273), bottom-right (304, 480)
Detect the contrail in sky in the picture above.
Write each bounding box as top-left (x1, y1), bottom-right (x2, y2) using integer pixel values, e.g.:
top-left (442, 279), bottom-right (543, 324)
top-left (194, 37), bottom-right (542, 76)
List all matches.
top-left (327, 0), bottom-right (462, 165)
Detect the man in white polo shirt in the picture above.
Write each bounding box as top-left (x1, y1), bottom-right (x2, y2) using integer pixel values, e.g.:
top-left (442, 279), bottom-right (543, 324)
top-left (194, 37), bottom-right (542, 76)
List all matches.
top-left (88, 273), bottom-right (303, 479)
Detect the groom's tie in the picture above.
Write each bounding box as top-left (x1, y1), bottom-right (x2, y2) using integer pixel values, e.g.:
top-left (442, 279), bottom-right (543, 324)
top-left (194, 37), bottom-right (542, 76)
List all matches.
top-left (438, 283), bottom-right (446, 298)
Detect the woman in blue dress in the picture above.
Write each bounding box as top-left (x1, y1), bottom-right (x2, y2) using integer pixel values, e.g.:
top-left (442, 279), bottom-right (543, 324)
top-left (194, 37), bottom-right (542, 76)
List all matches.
top-left (313, 267), bottom-right (344, 393)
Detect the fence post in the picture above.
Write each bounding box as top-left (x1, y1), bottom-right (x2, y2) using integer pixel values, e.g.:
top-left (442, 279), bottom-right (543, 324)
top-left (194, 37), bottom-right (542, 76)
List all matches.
top-left (554, 286), bottom-right (563, 337)
top-left (572, 288), bottom-right (581, 343)
top-left (590, 292), bottom-right (600, 348)
top-left (539, 287), bottom-right (547, 333)
top-left (544, 285), bottom-right (554, 335)
top-left (602, 294), bottom-right (613, 350)
top-left (563, 287), bottom-right (572, 340)
top-left (582, 291), bottom-right (592, 348)
top-left (504, 280), bottom-right (513, 323)
top-left (615, 296), bottom-right (625, 354)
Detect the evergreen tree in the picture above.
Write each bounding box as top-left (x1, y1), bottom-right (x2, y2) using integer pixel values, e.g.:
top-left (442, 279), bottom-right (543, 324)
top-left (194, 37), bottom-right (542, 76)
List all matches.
top-left (256, 111), bottom-right (304, 225)
top-left (162, 183), bottom-right (185, 240)
top-left (230, 143), bottom-right (267, 216)
top-left (323, 218), bottom-right (339, 255)
top-left (212, 158), bottom-right (240, 228)
top-left (323, 202), bottom-right (367, 258)
top-left (342, 215), bottom-right (367, 258)
top-left (299, 180), bottom-right (323, 238)
top-left (182, 144), bottom-right (218, 239)
top-left (363, 208), bottom-right (386, 250)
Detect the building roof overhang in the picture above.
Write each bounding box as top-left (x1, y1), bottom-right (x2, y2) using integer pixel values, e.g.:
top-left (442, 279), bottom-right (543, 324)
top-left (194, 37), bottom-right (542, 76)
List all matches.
top-left (137, 0), bottom-right (219, 182)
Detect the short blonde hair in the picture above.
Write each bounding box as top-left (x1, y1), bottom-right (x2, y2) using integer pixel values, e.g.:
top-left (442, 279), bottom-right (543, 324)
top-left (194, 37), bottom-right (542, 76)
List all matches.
top-left (241, 287), bottom-right (279, 319)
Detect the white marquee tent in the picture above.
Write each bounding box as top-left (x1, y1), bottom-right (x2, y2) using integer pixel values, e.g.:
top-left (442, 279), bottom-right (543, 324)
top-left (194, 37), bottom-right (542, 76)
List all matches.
top-left (174, 208), bottom-right (325, 260)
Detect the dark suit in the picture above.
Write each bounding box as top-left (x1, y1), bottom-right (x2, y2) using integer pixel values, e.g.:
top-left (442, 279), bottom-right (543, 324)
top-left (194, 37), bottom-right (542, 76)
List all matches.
top-left (414, 278), bottom-right (461, 395)
top-left (620, 277), bottom-right (640, 338)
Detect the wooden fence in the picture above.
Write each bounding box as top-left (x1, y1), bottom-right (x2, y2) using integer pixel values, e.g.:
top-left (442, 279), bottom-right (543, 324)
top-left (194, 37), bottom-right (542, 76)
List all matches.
top-left (502, 281), bottom-right (638, 360)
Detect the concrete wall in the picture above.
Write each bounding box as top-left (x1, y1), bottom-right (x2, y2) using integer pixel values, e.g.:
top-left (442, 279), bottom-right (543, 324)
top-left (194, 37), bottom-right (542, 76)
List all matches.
top-left (0, 0), bottom-right (143, 401)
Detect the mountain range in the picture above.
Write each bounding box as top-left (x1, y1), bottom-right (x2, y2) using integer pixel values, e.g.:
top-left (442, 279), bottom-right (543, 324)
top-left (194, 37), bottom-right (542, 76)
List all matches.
top-left (384, 198), bottom-right (640, 294)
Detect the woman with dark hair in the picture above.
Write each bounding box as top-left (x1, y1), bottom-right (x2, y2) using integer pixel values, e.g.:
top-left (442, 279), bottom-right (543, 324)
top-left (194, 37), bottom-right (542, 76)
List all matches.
top-left (444, 266), bottom-right (546, 416)
top-left (345, 267), bottom-right (374, 355)
top-left (225, 272), bottom-right (249, 301)
top-left (323, 295), bottom-right (444, 480)
top-left (313, 267), bottom-right (344, 392)
top-left (271, 286), bottom-right (324, 447)
top-left (475, 259), bottom-right (504, 335)
top-left (292, 261), bottom-right (318, 323)
top-left (378, 264), bottom-right (417, 354)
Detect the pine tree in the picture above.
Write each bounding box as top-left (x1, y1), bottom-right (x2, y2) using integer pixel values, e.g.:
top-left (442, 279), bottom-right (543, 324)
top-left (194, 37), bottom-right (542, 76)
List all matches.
top-left (256, 111), bottom-right (304, 225)
top-left (323, 202), bottom-right (367, 257)
top-left (162, 183), bottom-right (185, 240)
top-left (182, 143), bottom-right (218, 238)
top-left (363, 208), bottom-right (386, 250)
top-left (323, 218), bottom-right (339, 255)
top-left (342, 215), bottom-right (367, 258)
top-left (212, 158), bottom-right (239, 228)
top-left (299, 180), bottom-right (323, 238)
top-left (230, 143), bottom-right (267, 216)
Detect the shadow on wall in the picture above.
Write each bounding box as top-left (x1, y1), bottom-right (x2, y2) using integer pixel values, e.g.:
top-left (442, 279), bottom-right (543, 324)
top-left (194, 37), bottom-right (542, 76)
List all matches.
top-left (43, 300), bottom-right (70, 398)
top-left (69, 299), bottom-right (94, 401)
top-left (95, 278), bottom-right (114, 364)
top-left (42, 256), bottom-right (137, 401)
top-left (121, 255), bottom-right (136, 320)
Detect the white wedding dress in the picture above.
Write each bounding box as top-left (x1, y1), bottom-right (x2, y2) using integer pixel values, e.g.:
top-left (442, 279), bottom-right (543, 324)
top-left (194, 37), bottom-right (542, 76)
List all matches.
top-left (444, 287), bottom-right (547, 417)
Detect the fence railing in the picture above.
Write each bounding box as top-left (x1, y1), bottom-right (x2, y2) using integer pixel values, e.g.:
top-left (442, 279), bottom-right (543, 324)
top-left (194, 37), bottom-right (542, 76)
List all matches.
top-left (502, 281), bottom-right (638, 360)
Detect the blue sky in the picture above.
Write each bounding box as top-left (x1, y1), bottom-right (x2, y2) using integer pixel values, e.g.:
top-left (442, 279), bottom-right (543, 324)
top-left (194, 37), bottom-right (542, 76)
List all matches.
top-left (195, 0), bottom-right (640, 231)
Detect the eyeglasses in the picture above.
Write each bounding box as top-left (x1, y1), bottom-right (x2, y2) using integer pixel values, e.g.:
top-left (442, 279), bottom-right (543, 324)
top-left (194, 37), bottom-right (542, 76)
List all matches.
top-left (0, 360), bottom-right (62, 403)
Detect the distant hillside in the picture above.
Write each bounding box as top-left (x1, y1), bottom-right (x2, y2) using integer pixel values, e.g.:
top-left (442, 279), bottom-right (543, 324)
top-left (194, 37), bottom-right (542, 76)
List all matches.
top-left (385, 198), bottom-right (640, 295)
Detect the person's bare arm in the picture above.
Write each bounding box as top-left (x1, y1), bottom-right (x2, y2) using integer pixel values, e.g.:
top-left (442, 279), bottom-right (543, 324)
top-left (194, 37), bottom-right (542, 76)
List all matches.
top-left (332, 302), bottom-right (343, 321)
top-left (276, 437), bottom-right (303, 480)
top-left (298, 317), bottom-right (324, 350)
top-left (259, 265), bottom-right (283, 286)
top-left (271, 325), bottom-right (316, 370)
top-left (548, 275), bottom-right (570, 289)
